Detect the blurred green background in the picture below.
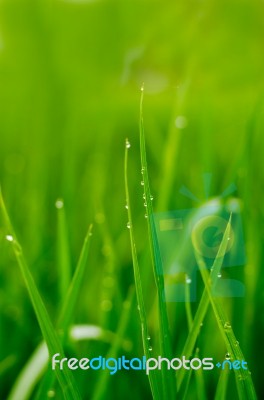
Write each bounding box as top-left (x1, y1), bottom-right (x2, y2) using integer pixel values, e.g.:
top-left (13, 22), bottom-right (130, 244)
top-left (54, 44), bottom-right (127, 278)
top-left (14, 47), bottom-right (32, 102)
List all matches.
top-left (0, 0), bottom-right (264, 398)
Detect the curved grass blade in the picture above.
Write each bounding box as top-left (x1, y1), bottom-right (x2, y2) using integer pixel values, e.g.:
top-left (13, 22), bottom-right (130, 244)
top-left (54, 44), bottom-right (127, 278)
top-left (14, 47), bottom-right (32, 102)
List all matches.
top-left (124, 140), bottom-right (161, 400)
top-left (139, 87), bottom-right (176, 399)
top-left (34, 224), bottom-right (93, 399)
top-left (194, 217), bottom-right (257, 400)
top-left (7, 325), bottom-right (104, 400)
top-left (0, 188), bottom-right (81, 400)
top-left (177, 214), bottom-right (233, 390)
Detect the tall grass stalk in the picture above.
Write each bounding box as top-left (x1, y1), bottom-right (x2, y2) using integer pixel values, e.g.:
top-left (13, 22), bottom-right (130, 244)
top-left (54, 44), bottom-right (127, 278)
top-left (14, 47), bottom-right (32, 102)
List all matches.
top-left (139, 87), bottom-right (176, 399)
top-left (124, 140), bottom-right (161, 399)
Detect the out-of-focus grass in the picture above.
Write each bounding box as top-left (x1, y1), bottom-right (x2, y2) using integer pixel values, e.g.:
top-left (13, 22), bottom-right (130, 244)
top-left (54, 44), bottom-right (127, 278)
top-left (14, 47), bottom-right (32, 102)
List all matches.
top-left (0, 0), bottom-right (264, 399)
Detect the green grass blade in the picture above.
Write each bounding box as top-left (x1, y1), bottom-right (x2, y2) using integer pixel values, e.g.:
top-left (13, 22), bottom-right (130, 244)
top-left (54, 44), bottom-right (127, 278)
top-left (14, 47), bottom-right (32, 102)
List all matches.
top-left (214, 367), bottom-right (230, 400)
top-left (91, 288), bottom-right (135, 400)
top-left (7, 325), bottom-right (103, 400)
top-left (124, 140), bottom-right (161, 399)
top-left (156, 81), bottom-right (190, 211)
top-left (58, 224), bottom-right (93, 331)
top-left (0, 188), bottom-right (81, 400)
top-left (56, 199), bottom-right (72, 300)
top-left (194, 218), bottom-right (257, 400)
top-left (184, 281), bottom-right (207, 400)
top-left (185, 277), bottom-right (194, 331)
top-left (7, 342), bottom-right (48, 400)
top-left (139, 87), bottom-right (176, 399)
top-left (34, 223), bottom-right (93, 399)
top-left (182, 367), bottom-right (193, 400)
top-left (177, 214), bottom-right (233, 390)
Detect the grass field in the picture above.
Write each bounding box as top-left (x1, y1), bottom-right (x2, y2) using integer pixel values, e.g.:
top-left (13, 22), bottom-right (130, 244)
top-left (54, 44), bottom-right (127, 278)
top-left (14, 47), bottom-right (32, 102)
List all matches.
top-left (0, 0), bottom-right (264, 399)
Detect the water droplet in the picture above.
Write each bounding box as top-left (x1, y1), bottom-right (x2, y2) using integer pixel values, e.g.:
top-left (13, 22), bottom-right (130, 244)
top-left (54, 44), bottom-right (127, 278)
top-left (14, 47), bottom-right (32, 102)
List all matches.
top-left (144, 202), bottom-right (147, 207)
top-left (141, 181), bottom-right (144, 186)
top-left (175, 115), bottom-right (188, 129)
top-left (6, 235), bottom-right (14, 242)
top-left (144, 214), bottom-right (148, 219)
top-left (55, 199), bottom-right (64, 209)
top-left (125, 204), bottom-right (128, 209)
top-left (127, 222), bottom-right (131, 229)
top-left (147, 336), bottom-right (151, 341)
top-left (47, 390), bottom-right (55, 398)
top-left (227, 237), bottom-right (231, 241)
top-left (224, 322), bottom-right (231, 330)
top-left (185, 276), bottom-right (192, 284)
top-left (200, 322), bottom-right (203, 327)
top-left (149, 346), bottom-right (153, 351)
top-left (150, 195), bottom-right (154, 201)
top-left (141, 84), bottom-right (144, 92)
top-left (235, 340), bottom-right (239, 346)
top-left (141, 167), bottom-right (145, 174)
top-left (225, 353), bottom-right (231, 360)
top-left (126, 139), bottom-right (131, 149)
top-left (217, 273), bottom-right (222, 278)
top-left (143, 194), bottom-right (146, 199)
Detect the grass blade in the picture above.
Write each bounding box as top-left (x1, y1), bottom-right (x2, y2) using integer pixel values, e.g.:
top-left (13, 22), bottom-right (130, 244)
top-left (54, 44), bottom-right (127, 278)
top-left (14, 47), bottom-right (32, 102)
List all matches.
top-left (7, 325), bottom-right (103, 400)
top-left (56, 199), bottom-right (72, 300)
top-left (214, 367), bottom-right (230, 400)
top-left (139, 87), bottom-right (176, 399)
top-left (34, 223), bottom-right (93, 399)
top-left (177, 214), bottom-right (233, 390)
top-left (0, 188), bottom-right (81, 400)
top-left (7, 342), bottom-right (49, 400)
top-left (58, 224), bottom-right (93, 331)
top-left (91, 288), bottom-right (135, 400)
top-left (184, 281), bottom-right (207, 400)
top-left (194, 217), bottom-right (257, 400)
top-left (124, 140), bottom-right (161, 400)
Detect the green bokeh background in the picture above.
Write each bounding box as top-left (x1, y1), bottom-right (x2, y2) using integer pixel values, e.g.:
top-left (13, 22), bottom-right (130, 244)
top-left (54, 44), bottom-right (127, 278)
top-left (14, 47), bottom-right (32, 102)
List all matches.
top-left (0, 0), bottom-right (264, 398)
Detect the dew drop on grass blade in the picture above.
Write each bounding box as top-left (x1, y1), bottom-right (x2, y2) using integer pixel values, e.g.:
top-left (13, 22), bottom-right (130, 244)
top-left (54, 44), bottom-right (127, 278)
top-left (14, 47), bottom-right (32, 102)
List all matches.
top-left (124, 140), bottom-right (161, 400)
top-left (139, 87), bottom-right (177, 399)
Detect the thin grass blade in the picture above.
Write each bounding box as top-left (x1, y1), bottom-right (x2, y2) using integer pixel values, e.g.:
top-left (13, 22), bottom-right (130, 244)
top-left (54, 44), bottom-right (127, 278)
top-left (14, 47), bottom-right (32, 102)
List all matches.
top-left (34, 224), bottom-right (93, 399)
top-left (194, 218), bottom-right (257, 400)
top-left (123, 140), bottom-right (161, 399)
top-left (0, 188), bottom-right (81, 400)
top-left (214, 367), bottom-right (230, 400)
top-left (139, 87), bottom-right (176, 399)
top-left (177, 214), bottom-right (233, 390)
top-left (56, 199), bottom-right (72, 300)
top-left (91, 288), bottom-right (135, 400)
